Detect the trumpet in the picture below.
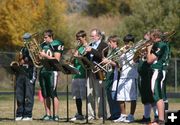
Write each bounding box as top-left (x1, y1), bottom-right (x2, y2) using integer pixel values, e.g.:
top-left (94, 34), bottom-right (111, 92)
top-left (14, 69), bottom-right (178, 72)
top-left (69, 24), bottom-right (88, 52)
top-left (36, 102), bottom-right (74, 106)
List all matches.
top-left (67, 41), bottom-right (82, 64)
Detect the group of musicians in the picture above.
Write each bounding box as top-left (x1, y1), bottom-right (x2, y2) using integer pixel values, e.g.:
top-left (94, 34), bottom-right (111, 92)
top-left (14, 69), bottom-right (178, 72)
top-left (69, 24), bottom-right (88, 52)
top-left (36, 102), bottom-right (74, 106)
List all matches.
top-left (13, 28), bottom-right (170, 125)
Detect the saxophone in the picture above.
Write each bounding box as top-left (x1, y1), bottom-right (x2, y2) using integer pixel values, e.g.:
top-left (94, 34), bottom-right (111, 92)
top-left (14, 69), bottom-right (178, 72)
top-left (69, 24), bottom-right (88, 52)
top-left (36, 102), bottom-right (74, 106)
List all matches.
top-left (10, 53), bottom-right (22, 67)
top-left (23, 32), bottom-right (43, 68)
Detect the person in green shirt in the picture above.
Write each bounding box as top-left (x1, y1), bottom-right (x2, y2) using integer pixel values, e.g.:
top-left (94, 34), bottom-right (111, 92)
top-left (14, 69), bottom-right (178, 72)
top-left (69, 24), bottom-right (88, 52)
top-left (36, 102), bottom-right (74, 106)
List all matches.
top-left (137, 32), bottom-right (158, 123)
top-left (70, 30), bottom-right (87, 121)
top-left (161, 32), bottom-right (171, 111)
top-left (39, 29), bottom-right (64, 121)
top-left (146, 29), bottom-right (167, 124)
top-left (102, 35), bottom-right (121, 120)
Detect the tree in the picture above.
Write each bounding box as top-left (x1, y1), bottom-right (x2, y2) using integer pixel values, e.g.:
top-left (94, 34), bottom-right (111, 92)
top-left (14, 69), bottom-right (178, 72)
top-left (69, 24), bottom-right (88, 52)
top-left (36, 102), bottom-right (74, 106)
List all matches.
top-left (86, 0), bottom-right (119, 17)
top-left (0, 0), bottom-right (68, 51)
top-left (114, 0), bottom-right (180, 57)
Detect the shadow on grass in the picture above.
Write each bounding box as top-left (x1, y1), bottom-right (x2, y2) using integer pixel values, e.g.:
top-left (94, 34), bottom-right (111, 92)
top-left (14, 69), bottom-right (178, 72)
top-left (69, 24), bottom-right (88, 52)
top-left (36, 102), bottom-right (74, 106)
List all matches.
top-left (0, 117), bottom-right (14, 121)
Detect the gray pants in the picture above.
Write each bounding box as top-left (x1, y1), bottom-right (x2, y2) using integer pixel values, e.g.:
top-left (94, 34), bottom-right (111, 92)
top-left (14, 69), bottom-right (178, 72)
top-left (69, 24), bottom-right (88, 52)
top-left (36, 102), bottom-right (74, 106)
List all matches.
top-left (16, 74), bottom-right (35, 117)
top-left (87, 71), bottom-right (107, 118)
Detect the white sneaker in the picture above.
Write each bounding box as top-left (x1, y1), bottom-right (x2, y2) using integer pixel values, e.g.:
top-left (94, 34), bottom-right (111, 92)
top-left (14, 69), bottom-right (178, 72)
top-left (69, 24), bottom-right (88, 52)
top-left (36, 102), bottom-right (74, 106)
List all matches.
top-left (124, 114), bottom-right (134, 123)
top-left (70, 114), bottom-right (84, 121)
top-left (22, 117), bottom-right (32, 121)
top-left (15, 116), bottom-right (22, 121)
top-left (113, 114), bottom-right (127, 122)
top-left (88, 116), bottom-right (95, 120)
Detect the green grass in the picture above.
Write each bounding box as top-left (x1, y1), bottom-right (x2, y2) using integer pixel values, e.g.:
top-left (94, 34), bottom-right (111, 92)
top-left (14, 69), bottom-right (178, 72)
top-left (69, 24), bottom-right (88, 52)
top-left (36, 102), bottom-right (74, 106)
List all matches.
top-left (0, 95), bottom-right (180, 125)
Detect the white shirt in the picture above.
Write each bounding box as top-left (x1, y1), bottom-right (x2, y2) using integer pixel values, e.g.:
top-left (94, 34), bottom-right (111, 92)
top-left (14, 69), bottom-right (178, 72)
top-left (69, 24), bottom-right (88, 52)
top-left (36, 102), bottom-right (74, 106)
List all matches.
top-left (91, 40), bottom-right (101, 49)
top-left (119, 49), bottom-right (138, 79)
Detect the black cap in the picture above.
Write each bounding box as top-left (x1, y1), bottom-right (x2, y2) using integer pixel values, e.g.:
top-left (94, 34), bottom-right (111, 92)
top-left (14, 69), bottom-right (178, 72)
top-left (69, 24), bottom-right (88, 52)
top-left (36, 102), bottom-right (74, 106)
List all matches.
top-left (123, 34), bottom-right (135, 43)
top-left (23, 33), bottom-right (31, 39)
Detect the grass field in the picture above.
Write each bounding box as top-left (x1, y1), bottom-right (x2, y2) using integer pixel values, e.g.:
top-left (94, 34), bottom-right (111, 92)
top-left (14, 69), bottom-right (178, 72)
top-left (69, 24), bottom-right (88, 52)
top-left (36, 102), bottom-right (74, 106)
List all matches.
top-left (0, 94), bottom-right (180, 125)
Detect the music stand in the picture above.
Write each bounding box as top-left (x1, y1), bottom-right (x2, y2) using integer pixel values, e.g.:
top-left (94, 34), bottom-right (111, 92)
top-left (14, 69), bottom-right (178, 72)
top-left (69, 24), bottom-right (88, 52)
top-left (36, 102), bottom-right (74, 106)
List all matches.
top-left (74, 56), bottom-right (94, 123)
top-left (60, 63), bottom-right (80, 122)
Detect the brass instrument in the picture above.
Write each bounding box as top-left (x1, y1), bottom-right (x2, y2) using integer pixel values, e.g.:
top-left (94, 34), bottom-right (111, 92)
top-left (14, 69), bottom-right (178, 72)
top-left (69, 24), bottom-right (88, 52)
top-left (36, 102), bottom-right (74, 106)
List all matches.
top-left (133, 30), bottom-right (176, 62)
top-left (162, 30), bottom-right (176, 42)
top-left (81, 41), bottom-right (94, 56)
top-left (92, 44), bottom-right (132, 73)
top-left (10, 61), bottom-right (19, 67)
top-left (23, 32), bottom-right (43, 68)
top-left (132, 39), bottom-right (153, 62)
top-left (10, 52), bottom-right (23, 73)
top-left (67, 41), bottom-right (82, 64)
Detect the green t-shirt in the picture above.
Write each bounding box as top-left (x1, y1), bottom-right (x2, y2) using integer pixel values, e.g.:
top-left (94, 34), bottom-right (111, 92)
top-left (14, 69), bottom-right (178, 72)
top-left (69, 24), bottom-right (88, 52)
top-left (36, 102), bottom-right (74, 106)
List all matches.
top-left (40, 40), bottom-right (64, 71)
top-left (72, 45), bottom-right (86, 79)
top-left (105, 47), bottom-right (120, 90)
top-left (150, 41), bottom-right (167, 70)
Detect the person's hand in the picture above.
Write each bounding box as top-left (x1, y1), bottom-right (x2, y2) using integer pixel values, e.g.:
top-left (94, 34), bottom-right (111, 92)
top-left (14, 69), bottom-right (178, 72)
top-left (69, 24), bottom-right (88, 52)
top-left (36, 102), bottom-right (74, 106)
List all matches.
top-left (39, 51), bottom-right (47, 58)
top-left (144, 32), bottom-right (150, 40)
top-left (73, 50), bottom-right (79, 57)
top-left (85, 46), bottom-right (92, 52)
top-left (102, 58), bottom-right (110, 64)
top-left (147, 45), bottom-right (153, 53)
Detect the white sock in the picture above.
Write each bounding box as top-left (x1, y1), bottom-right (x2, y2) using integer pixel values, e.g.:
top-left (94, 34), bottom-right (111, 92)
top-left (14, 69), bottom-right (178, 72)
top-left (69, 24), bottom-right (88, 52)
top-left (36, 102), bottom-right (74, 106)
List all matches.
top-left (152, 105), bottom-right (158, 117)
top-left (144, 104), bottom-right (151, 118)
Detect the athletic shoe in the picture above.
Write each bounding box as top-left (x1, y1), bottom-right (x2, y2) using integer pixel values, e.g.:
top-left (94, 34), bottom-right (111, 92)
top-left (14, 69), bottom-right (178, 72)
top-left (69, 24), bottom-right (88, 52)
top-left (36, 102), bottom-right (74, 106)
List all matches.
top-left (15, 116), bottom-right (22, 121)
top-left (137, 116), bottom-right (151, 123)
top-left (53, 115), bottom-right (60, 121)
top-left (154, 115), bottom-right (158, 121)
top-left (124, 114), bottom-right (134, 123)
top-left (22, 117), bottom-right (32, 121)
top-left (113, 114), bottom-right (127, 122)
top-left (107, 116), bottom-right (120, 120)
top-left (41, 115), bottom-right (52, 121)
top-left (70, 114), bottom-right (84, 121)
top-left (151, 119), bottom-right (165, 125)
top-left (87, 116), bottom-right (95, 120)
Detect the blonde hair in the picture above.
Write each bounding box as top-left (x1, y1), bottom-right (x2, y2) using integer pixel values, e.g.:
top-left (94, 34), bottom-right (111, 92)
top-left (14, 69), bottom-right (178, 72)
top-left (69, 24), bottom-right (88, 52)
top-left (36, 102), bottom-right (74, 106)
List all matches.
top-left (150, 29), bottom-right (163, 38)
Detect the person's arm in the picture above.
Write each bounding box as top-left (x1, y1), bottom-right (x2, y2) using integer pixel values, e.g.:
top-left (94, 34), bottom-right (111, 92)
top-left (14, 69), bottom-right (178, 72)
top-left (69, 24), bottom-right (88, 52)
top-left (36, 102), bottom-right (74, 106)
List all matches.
top-left (40, 41), bottom-right (64, 62)
top-left (40, 51), bottom-right (61, 61)
top-left (146, 45), bottom-right (157, 64)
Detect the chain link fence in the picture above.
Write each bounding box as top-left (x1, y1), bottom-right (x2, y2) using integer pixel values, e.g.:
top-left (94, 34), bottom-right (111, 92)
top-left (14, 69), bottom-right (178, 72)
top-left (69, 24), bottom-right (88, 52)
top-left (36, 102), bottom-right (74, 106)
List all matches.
top-left (0, 52), bottom-right (179, 94)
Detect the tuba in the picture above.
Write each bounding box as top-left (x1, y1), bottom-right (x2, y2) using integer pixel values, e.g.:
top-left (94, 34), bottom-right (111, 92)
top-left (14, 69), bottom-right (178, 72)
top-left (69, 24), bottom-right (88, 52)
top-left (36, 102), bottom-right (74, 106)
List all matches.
top-left (23, 33), bottom-right (43, 68)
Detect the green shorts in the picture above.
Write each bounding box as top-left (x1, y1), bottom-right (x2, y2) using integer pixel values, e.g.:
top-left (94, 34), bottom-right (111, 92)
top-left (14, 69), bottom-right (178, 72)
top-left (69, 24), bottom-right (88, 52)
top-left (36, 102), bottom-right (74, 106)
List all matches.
top-left (150, 69), bottom-right (163, 102)
top-left (39, 71), bottom-right (59, 98)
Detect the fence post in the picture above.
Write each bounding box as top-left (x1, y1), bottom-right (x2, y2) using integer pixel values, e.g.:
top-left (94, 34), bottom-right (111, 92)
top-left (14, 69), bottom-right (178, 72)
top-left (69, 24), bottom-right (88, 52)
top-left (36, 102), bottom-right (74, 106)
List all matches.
top-left (174, 58), bottom-right (177, 93)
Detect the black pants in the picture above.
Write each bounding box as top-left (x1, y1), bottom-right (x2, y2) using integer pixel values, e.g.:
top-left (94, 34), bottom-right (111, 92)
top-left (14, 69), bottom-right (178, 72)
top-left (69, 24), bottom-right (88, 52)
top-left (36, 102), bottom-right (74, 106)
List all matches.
top-left (16, 74), bottom-right (35, 117)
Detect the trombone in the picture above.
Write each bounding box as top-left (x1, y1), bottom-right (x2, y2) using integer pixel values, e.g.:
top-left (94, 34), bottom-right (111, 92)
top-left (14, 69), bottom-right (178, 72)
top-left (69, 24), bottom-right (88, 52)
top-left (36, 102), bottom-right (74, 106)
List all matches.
top-left (92, 44), bottom-right (133, 73)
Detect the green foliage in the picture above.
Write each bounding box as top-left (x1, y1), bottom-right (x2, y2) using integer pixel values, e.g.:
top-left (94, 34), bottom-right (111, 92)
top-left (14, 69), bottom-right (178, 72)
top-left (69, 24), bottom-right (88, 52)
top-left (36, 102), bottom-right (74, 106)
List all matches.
top-left (86, 0), bottom-right (119, 17)
top-left (118, 0), bottom-right (132, 15)
top-left (114, 0), bottom-right (180, 57)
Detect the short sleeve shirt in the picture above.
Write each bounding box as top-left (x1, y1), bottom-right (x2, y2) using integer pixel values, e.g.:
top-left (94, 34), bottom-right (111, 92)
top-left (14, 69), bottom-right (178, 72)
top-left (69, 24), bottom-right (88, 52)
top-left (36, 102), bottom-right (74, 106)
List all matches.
top-left (150, 41), bottom-right (167, 70)
top-left (73, 45), bottom-right (86, 79)
top-left (40, 40), bottom-right (64, 71)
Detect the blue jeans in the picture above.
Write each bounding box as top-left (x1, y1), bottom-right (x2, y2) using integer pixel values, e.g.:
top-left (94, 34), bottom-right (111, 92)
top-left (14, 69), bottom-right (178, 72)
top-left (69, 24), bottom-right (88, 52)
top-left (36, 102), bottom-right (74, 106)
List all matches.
top-left (106, 90), bottom-right (120, 119)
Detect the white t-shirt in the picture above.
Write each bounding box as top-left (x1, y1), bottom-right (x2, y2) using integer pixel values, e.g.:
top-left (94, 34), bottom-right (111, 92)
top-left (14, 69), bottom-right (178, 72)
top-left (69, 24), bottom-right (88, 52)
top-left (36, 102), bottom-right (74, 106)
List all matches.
top-left (119, 49), bottom-right (138, 79)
